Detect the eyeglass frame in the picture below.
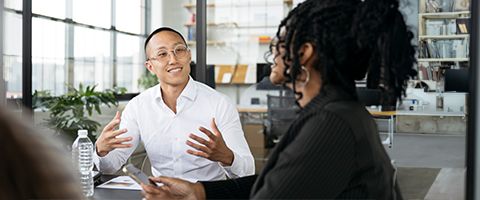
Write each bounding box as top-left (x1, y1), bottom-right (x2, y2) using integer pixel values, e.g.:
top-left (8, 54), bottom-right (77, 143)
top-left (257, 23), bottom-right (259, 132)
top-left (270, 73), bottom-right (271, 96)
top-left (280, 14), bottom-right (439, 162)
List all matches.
top-left (146, 44), bottom-right (191, 62)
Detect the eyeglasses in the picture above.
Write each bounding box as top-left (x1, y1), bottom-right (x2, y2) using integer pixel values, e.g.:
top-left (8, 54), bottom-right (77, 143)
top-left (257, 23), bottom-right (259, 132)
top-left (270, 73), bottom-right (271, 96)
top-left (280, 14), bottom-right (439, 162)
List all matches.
top-left (147, 45), bottom-right (190, 63)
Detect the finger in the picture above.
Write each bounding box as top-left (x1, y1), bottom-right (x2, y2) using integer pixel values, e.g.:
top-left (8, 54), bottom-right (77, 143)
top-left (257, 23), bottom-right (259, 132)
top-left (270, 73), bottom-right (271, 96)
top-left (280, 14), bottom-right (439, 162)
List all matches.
top-left (198, 126), bottom-right (216, 140)
top-left (103, 118), bottom-right (120, 132)
top-left (114, 111), bottom-right (121, 120)
top-left (110, 128), bottom-right (128, 138)
top-left (211, 118), bottom-right (222, 137)
top-left (186, 140), bottom-right (212, 154)
top-left (110, 143), bottom-right (133, 149)
top-left (154, 176), bottom-right (179, 187)
top-left (110, 136), bottom-right (133, 144)
top-left (187, 149), bottom-right (210, 159)
top-left (141, 183), bottom-right (162, 194)
top-left (189, 134), bottom-right (212, 148)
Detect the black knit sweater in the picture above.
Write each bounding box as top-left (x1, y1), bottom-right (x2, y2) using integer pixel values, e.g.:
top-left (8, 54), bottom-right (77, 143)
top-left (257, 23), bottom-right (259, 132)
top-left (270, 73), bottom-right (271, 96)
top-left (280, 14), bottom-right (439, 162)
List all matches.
top-left (202, 86), bottom-right (401, 199)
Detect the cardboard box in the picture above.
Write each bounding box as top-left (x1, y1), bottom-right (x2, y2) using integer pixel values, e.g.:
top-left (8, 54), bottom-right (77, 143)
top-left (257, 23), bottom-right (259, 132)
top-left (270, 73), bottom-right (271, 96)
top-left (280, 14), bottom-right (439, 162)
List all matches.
top-left (243, 124), bottom-right (265, 148)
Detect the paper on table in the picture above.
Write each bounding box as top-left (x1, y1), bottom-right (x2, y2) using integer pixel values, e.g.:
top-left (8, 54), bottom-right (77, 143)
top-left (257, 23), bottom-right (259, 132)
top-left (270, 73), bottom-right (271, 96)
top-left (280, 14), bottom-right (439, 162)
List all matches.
top-left (96, 176), bottom-right (142, 190)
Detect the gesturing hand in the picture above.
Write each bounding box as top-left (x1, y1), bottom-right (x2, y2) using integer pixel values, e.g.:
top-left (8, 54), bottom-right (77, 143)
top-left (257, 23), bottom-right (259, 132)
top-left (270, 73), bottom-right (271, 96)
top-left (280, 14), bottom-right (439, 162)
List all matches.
top-left (141, 176), bottom-right (205, 200)
top-left (186, 118), bottom-right (234, 166)
top-left (95, 111), bottom-right (132, 157)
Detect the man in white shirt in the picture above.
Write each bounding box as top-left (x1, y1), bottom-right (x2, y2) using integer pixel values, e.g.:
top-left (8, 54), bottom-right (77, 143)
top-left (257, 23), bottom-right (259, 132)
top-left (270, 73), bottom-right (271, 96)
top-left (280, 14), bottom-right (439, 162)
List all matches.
top-left (93, 27), bottom-right (255, 182)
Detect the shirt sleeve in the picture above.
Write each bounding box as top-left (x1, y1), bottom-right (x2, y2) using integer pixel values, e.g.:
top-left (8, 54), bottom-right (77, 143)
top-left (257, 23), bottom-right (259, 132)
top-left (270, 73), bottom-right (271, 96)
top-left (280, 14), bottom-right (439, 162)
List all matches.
top-left (251, 111), bottom-right (356, 199)
top-left (216, 96), bottom-right (255, 178)
top-left (93, 101), bottom-right (141, 174)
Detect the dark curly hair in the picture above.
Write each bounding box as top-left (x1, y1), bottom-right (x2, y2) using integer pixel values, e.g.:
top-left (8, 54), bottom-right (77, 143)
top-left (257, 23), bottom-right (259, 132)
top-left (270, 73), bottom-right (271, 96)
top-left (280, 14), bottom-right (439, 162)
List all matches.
top-left (273, 0), bottom-right (417, 110)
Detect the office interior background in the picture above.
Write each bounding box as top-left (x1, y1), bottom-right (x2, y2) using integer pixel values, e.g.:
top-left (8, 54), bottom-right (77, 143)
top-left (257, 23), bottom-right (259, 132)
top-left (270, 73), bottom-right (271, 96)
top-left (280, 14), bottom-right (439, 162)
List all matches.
top-left (1, 0), bottom-right (480, 199)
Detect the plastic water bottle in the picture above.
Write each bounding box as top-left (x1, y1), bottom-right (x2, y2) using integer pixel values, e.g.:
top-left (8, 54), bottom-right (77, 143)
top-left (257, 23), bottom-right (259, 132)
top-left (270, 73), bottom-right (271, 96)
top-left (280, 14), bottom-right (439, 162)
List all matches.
top-left (72, 130), bottom-right (94, 197)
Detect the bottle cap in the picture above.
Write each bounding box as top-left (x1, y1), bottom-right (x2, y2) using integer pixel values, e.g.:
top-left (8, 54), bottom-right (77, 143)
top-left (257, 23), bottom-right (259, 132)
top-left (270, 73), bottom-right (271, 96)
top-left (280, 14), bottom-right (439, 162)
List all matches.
top-left (78, 130), bottom-right (88, 137)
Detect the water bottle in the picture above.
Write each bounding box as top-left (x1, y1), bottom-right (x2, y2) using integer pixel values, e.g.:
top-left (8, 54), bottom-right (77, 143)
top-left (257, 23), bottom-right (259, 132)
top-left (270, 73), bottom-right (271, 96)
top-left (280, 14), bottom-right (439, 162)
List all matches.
top-left (72, 130), bottom-right (94, 197)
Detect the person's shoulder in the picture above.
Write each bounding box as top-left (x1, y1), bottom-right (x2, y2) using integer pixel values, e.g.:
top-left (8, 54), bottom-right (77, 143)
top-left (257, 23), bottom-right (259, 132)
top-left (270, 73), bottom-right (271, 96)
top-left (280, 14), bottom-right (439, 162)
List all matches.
top-left (301, 102), bottom-right (362, 129)
top-left (127, 84), bottom-right (160, 106)
top-left (194, 81), bottom-right (231, 103)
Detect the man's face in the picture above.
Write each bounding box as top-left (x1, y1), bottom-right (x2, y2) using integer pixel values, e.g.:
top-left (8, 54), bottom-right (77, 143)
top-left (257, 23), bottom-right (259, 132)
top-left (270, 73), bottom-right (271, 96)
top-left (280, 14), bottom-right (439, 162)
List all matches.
top-left (145, 31), bottom-right (191, 87)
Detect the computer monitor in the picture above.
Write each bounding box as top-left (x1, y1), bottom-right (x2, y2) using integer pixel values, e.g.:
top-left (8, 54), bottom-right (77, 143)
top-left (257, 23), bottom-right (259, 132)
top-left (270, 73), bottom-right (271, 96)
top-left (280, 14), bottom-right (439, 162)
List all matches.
top-left (190, 62), bottom-right (215, 89)
top-left (444, 68), bottom-right (469, 92)
top-left (256, 63), bottom-right (283, 90)
top-left (356, 87), bottom-right (381, 106)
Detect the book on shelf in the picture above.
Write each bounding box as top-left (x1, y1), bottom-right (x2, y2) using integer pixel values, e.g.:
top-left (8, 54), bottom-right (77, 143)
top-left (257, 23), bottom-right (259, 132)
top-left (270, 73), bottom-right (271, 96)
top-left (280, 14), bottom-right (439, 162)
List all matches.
top-left (453, 0), bottom-right (470, 11)
top-left (456, 18), bottom-right (470, 34)
top-left (424, 0), bottom-right (470, 13)
top-left (419, 38), bottom-right (467, 59)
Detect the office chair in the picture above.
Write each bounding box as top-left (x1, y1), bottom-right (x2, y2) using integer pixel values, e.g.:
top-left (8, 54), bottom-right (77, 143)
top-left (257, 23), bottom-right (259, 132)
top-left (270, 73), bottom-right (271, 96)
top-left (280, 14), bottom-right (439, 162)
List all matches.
top-left (264, 93), bottom-right (299, 148)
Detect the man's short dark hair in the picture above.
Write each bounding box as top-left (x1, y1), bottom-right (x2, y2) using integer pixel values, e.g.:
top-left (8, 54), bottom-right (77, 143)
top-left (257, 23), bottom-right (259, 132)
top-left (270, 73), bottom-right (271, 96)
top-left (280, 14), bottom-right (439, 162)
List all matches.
top-left (144, 27), bottom-right (188, 53)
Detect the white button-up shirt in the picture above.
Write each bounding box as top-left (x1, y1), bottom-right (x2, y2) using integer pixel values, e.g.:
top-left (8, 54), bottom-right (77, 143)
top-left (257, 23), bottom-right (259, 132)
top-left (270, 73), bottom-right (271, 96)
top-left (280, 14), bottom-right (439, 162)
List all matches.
top-left (93, 78), bottom-right (255, 182)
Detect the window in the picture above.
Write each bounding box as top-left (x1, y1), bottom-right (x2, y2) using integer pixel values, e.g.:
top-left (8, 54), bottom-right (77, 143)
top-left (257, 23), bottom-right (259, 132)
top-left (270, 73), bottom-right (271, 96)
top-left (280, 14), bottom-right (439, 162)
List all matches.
top-left (116, 33), bottom-right (143, 92)
top-left (3, 12), bottom-right (22, 98)
top-left (32, 18), bottom-right (66, 95)
top-left (33, 0), bottom-right (66, 19)
top-left (116, 0), bottom-right (143, 34)
top-left (73, 0), bottom-right (111, 28)
top-left (4, 0), bottom-right (22, 10)
top-left (3, 0), bottom-right (148, 99)
top-left (74, 27), bottom-right (112, 90)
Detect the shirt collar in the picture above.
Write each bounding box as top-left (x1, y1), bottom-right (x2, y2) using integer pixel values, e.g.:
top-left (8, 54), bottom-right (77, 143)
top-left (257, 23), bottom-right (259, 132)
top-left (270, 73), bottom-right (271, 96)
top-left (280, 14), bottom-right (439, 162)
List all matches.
top-left (153, 76), bottom-right (197, 102)
top-left (179, 76), bottom-right (197, 101)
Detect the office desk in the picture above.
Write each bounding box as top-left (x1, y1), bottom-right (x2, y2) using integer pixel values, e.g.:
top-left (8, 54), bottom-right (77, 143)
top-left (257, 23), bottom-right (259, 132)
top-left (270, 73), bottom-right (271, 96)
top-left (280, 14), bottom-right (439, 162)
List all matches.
top-left (237, 106), bottom-right (267, 113)
top-left (93, 175), bottom-right (142, 199)
top-left (237, 106), bottom-right (268, 125)
top-left (237, 105), bottom-right (396, 148)
top-left (368, 110), bottom-right (396, 148)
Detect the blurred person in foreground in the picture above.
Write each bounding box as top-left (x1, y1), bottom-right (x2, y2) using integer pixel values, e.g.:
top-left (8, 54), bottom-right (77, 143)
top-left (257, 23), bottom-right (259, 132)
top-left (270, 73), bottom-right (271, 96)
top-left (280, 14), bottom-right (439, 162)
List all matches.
top-left (140, 0), bottom-right (417, 199)
top-left (0, 108), bottom-right (82, 199)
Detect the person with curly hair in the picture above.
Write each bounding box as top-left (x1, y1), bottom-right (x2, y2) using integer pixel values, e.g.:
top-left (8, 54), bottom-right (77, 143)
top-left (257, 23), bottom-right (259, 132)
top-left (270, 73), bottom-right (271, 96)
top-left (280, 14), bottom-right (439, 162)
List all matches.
top-left (140, 0), bottom-right (416, 199)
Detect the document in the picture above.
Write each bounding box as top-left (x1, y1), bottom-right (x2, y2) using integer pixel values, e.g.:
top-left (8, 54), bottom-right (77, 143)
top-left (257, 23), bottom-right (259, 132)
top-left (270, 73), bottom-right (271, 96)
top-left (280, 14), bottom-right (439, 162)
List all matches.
top-left (97, 176), bottom-right (142, 190)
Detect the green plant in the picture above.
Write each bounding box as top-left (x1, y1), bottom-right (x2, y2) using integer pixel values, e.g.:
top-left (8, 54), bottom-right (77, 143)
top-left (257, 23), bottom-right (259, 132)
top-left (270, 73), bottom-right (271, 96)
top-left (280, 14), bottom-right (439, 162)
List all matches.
top-left (34, 84), bottom-right (126, 142)
top-left (138, 72), bottom-right (158, 90)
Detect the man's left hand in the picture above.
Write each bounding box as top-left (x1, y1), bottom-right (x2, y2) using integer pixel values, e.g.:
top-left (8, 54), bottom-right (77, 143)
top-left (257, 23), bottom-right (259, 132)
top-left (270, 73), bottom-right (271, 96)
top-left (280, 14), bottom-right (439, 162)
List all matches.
top-left (186, 118), bottom-right (234, 166)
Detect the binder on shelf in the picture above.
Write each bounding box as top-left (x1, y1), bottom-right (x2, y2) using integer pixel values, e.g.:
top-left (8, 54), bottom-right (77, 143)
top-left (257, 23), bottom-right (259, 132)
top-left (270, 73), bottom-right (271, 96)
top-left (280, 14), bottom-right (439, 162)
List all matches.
top-left (456, 18), bottom-right (470, 34)
top-left (231, 64), bottom-right (256, 84)
top-left (231, 64), bottom-right (248, 84)
top-left (215, 65), bottom-right (236, 84)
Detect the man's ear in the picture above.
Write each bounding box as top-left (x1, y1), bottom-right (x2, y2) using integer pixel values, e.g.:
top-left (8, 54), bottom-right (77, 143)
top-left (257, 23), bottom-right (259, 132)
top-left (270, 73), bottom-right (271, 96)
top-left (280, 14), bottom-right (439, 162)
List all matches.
top-left (145, 61), bottom-right (155, 74)
top-left (299, 42), bottom-right (314, 66)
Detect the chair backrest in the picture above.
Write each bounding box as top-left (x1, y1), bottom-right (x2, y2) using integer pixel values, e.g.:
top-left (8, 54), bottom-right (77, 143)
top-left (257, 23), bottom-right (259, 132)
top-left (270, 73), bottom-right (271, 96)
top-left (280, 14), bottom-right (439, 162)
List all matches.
top-left (266, 94), bottom-right (299, 138)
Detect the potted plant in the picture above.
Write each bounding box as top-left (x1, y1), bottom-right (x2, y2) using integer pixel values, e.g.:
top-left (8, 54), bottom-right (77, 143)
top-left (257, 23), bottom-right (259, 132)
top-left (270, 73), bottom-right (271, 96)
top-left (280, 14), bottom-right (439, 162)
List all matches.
top-left (138, 72), bottom-right (158, 90)
top-left (34, 84), bottom-right (126, 142)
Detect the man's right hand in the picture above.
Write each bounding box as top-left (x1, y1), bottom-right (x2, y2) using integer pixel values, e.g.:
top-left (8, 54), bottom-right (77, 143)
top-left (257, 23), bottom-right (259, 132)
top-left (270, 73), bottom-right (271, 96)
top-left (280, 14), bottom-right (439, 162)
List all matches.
top-left (95, 111), bottom-right (132, 157)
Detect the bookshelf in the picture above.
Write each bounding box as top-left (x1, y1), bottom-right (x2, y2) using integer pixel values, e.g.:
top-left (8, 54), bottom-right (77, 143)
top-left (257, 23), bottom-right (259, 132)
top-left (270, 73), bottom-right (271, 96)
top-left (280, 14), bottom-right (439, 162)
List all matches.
top-left (183, 0), bottom-right (294, 85)
top-left (419, 34), bottom-right (469, 39)
top-left (418, 58), bottom-right (469, 62)
top-left (183, 0), bottom-right (292, 47)
top-left (417, 0), bottom-right (471, 90)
